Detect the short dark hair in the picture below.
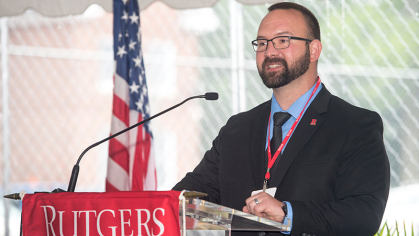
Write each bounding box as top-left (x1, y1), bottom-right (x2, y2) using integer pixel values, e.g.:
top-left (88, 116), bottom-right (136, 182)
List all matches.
top-left (268, 2), bottom-right (321, 41)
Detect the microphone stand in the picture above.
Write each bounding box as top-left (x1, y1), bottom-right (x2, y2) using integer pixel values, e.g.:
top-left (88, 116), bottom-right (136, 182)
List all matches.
top-left (67, 93), bottom-right (218, 192)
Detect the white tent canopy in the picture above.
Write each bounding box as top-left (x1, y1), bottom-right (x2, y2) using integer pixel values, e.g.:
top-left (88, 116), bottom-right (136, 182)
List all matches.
top-left (0, 0), bottom-right (277, 17)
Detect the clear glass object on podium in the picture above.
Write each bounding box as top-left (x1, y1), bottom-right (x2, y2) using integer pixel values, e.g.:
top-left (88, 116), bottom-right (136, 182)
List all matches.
top-left (179, 198), bottom-right (291, 236)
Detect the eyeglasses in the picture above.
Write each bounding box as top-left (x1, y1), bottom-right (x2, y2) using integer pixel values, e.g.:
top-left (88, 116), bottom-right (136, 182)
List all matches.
top-left (251, 36), bottom-right (312, 52)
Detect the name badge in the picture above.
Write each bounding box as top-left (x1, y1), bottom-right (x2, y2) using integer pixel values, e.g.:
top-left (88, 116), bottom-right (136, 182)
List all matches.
top-left (251, 187), bottom-right (277, 197)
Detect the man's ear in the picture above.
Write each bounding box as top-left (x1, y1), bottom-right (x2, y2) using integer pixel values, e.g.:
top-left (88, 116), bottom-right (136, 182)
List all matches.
top-left (309, 39), bottom-right (322, 62)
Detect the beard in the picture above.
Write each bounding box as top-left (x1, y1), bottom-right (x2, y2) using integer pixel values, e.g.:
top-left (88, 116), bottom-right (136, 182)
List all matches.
top-left (258, 46), bottom-right (311, 89)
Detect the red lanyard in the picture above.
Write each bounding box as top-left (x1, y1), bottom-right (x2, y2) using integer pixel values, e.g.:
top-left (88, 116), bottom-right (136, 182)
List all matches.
top-left (264, 77), bottom-right (321, 190)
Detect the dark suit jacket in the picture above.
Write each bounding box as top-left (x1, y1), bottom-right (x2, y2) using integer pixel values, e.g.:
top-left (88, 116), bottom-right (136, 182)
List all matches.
top-left (173, 85), bottom-right (390, 236)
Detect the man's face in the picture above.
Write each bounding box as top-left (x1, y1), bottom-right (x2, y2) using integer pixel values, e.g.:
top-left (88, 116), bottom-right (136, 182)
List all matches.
top-left (256, 9), bottom-right (311, 88)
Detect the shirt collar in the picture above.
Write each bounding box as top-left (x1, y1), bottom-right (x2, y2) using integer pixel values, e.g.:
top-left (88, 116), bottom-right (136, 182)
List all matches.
top-left (270, 82), bottom-right (323, 118)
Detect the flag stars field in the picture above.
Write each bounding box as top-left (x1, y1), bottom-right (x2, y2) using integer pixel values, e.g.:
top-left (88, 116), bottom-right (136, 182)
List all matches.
top-left (133, 55), bottom-right (141, 67)
top-left (129, 40), bottom-right (137, 50)
top-left (130, 12), bottom-right (139, 24)
top-left (121, 11), bottom-right (128, 22)
top-left (135, 97), bottom-right (144, 111)
top-left (117, 45), bottom-right (127, 58)
top-left (130, 81), bottom-right (140, 93)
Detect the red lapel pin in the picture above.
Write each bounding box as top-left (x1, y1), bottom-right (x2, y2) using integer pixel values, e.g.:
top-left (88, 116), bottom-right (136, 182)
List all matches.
top-left (310, 119), bottom-right (317, 125)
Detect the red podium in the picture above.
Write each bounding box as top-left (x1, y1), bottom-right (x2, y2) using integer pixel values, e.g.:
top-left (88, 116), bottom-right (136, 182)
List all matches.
top-left (21, 190), bottom-right (289, 236)
top-left (21, 191), bottom-right (181, 236)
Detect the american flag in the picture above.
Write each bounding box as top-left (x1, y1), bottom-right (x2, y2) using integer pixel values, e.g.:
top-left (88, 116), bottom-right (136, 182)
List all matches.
top-left (106, 0), bottom-right (157, 191)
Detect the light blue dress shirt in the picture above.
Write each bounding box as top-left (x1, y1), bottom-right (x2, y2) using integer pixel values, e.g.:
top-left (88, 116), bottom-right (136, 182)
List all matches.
top-left (265, 82), bottom-right (322, 233)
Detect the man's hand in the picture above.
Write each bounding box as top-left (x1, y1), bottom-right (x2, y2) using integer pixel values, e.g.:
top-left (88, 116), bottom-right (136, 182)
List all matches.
top-left (242, 192), bottom-right (286, 223)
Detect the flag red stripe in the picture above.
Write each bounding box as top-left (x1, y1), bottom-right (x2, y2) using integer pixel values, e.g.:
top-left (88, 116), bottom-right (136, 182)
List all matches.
top-left (132, 131), bottom-right (152, 191)
top-left (112, 94), bottom-right (130, 128)
top-left (105, 181), bottom-right (120, 192)
top-left (109, 138), bottom-right (130, 172)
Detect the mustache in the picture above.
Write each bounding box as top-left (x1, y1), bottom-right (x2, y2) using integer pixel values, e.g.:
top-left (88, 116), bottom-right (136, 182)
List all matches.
top-left (262, 57), bottom-right (287, 69)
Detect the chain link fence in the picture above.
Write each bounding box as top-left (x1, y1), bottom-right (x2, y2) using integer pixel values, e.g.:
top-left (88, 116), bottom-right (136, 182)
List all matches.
top-left (1, 0), bottom-right (418, 235)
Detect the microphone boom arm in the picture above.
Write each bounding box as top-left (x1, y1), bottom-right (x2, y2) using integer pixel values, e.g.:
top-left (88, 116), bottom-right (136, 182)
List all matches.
top-left (67, 93), bottom-right (216, 192)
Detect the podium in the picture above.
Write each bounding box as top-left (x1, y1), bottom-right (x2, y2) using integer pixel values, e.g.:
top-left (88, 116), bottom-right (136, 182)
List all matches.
top-left (20, 191), bottom-right (288, 236)
top-left (180, 198), bottom-right (290, 236)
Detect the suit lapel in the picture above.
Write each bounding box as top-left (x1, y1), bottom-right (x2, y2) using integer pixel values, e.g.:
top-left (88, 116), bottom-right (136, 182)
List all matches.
top-left (250, 101), bottom-right (270, 190)
top-left (270, 85), bottom-right (331, 188)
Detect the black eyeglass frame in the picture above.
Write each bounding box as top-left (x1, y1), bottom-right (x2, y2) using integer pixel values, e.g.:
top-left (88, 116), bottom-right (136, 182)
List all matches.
top-left (251, 36), bottom-right (313, 52)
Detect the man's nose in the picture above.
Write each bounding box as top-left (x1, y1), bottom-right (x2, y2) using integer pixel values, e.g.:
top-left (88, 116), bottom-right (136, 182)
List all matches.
top-left (265, 40), bottom-right (279, 57)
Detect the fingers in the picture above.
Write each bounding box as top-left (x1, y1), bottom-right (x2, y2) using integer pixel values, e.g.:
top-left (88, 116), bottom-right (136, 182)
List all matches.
top-left (245, 197), bottom-right (256, 214)
top-left (253, 204), bottom-right (265, 217)
top-left (244, 193), bottom-right (268, 215)
top-left (243, 192), bottom-right (286, 222)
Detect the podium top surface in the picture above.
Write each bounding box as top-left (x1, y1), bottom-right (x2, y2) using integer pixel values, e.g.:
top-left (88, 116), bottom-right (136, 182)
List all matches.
top-left (181, 198), bottom-right (290, 232)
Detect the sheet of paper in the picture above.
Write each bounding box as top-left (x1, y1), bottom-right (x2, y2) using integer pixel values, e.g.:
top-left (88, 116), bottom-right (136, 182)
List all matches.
top-left (251, 187), bottom-right (277, 197)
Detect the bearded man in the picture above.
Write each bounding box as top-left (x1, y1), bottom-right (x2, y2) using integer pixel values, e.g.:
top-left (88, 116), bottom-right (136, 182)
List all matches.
top-left (173, 2), bottom-right (390, 236)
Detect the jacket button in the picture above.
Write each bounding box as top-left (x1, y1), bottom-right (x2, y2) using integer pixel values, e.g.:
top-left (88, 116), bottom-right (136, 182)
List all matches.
top-left (258, 232), bottom-right (266, 236)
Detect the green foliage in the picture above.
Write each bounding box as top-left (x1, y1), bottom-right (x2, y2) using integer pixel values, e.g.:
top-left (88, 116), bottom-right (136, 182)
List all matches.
top-left (375, 221), bottom-right (415, 236)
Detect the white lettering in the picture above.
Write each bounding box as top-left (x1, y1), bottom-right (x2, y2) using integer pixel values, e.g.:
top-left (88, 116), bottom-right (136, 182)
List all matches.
top-left (110, 226), bottom-right (117, 236)
top-left (79, 211), bottom-right (97, 236)
top-left (72, 211), bottom-right (78, 236)
top-left (97, 209), bottom-right (116, 236)
top-left (41, 205), bottom-right (56, 236)
top-left (39, 205), bottom-right (169, 236)
top-left (119, 209), bottom-right (133, 236)
top-left (136, 209), bottom-right (151, 236)
top-left (58, 211), bottom-right (65, 236)
top-left (152, 208), bottom-right (165, 236)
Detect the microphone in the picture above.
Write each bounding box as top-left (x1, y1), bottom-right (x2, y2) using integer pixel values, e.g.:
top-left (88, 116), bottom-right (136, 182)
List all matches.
top-left (67, 93), bottom-right (218, 192)
top-left (205, 92), bottom-right (218, 101)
